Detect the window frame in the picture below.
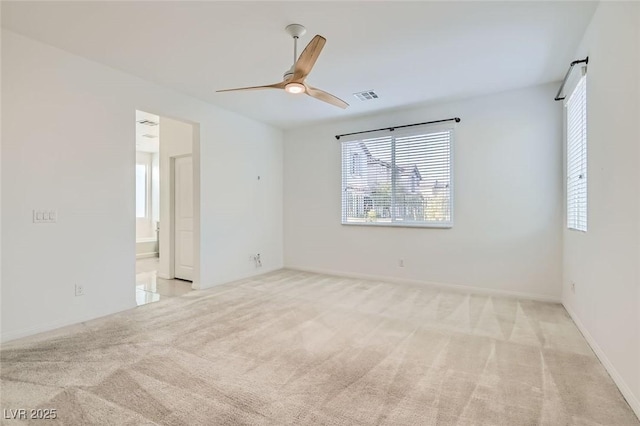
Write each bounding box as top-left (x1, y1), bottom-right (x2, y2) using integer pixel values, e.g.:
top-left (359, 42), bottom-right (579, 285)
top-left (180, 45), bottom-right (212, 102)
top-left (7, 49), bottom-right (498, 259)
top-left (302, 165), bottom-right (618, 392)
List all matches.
top-left (340, 125), bottom-right (454, 229)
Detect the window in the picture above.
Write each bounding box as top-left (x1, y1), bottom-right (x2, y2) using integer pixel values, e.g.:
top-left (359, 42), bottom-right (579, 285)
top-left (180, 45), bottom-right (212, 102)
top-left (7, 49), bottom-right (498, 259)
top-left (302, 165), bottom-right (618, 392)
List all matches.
top-left (566, 75), bottom-right (587, 231)
top-left (341, 127), bottom-right (453, 227)
top-left (135, 164), bottom-right (147, 218)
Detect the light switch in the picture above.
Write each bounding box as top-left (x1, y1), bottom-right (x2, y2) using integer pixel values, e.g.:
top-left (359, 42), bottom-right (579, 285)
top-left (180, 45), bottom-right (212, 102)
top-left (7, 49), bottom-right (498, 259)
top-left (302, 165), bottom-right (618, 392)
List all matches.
top-left (33, 209), bottom-right (57, 223)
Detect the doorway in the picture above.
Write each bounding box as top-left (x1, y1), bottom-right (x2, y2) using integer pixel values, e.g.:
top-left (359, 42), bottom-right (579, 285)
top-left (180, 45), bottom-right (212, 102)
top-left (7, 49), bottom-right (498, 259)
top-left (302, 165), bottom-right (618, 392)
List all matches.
top-left (135, 110), bottom-right (197, 306)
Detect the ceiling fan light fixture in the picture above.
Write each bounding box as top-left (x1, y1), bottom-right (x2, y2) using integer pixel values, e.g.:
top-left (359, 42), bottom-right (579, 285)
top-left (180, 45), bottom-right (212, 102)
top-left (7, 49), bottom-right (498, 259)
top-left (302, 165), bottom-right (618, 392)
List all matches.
top-left (285, 82), bottom-right (305, 94)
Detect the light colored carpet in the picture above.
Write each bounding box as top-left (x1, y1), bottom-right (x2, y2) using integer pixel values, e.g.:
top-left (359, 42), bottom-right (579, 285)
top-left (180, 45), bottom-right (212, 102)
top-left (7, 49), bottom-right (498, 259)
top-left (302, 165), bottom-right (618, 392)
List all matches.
top-left (1, 269), bottom-right (638, 425)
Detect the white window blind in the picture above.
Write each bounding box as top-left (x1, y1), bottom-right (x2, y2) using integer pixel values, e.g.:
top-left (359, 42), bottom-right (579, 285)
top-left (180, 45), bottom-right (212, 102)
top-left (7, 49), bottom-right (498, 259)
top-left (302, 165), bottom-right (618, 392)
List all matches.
top-left (341, 127), bottom-right (453, 227)
top-left (566, 75), bottom-right (587, 231)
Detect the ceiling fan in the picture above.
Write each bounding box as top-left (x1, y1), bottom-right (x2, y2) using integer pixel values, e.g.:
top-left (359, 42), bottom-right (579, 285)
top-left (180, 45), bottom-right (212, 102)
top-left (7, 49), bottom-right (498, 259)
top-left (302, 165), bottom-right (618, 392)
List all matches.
top-left (217, 24), bottom-right (349, 109)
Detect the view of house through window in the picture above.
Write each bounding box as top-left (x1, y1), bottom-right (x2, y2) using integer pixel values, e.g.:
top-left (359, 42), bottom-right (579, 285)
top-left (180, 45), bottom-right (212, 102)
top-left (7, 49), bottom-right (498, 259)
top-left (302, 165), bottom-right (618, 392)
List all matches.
top-left (341, 127), bottom-right (453, 227)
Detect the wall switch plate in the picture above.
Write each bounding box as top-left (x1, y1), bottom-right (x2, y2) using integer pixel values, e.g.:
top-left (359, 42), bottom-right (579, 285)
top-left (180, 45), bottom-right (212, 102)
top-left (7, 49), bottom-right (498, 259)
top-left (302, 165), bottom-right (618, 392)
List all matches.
top-left (33, 209), bottom-right (57, 223)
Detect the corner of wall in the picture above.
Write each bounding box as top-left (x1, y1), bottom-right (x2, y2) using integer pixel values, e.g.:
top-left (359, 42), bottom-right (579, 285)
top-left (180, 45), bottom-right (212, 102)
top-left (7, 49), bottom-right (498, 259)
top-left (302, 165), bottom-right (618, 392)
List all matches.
top-left (563, 302), bottom-right (640, 419)
top-left (561, 1), bottom-right (640, 420)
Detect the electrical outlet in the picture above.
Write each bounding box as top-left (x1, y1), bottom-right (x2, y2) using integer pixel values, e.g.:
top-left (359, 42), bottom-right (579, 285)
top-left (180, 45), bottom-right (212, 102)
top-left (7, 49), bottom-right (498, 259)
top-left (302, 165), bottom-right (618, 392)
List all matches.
top-left (398, 259), bottom-right (405, 268)
top-left (250, 254), bottom-right (262, 268)
top-left (571, 281), bottom-right (576, 294)
top-left (75, 284), bottom-right (85, 297)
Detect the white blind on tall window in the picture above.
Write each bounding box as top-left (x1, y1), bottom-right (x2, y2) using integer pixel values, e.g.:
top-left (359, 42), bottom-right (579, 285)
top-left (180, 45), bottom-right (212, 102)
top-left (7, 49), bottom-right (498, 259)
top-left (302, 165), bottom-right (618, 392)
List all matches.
top-left (566, 75), bottom-right (587, 231)
top-left (341, 127), bottom-right (453, 227)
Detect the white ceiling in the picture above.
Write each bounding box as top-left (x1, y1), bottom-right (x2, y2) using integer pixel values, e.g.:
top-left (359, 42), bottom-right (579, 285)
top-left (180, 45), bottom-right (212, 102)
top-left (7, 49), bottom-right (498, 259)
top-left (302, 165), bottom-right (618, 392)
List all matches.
top-left (2, 1), bottom-right (597, 129)
top-left (136, 110), bottom-right (160, 153)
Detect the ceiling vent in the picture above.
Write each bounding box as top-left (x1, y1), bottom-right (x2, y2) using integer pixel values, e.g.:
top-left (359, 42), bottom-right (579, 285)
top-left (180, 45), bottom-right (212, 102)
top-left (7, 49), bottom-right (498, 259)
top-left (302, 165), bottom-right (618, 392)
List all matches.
top-left (353, 90), bottom-right (379, 101)
top-left (137, 119), bottom-right (158, 126)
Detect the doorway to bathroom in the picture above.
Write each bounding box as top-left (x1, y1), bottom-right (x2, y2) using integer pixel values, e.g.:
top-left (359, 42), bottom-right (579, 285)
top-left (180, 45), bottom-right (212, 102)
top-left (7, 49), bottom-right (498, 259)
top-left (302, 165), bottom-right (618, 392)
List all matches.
top-left (135, 110), bottom-right (195, 305)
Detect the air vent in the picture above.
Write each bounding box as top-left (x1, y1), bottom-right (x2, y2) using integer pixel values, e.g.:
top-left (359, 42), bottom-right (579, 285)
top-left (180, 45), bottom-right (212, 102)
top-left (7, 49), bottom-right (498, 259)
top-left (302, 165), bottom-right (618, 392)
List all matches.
top-left (137, 119), bottom-right (158, 126)
top-left (353, 90), bottom-right (379, 101)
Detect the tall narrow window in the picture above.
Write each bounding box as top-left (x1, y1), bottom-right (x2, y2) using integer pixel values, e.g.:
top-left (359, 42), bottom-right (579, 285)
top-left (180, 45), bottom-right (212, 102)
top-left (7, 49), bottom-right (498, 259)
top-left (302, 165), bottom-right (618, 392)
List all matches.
top-left (135, 164), bottom-right (147, 218)
top-left (341, 127), bottom-right (453, 227)
top-left (566, 75), bottom-right (587, 231)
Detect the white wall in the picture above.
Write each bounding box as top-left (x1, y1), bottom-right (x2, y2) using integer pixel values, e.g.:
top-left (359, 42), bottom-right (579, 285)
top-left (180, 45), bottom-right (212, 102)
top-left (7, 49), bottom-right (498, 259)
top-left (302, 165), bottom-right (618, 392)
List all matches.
top-left (1, 30), bottom-right (283, 342)
top-left (284, 83), bottom-right (563, 301)
top-left (157, 116), bottom-right (192, 280)
top-left (562, 2), bottom-right (640, 417)
top-left (0, 7), bottom-right (4, 339)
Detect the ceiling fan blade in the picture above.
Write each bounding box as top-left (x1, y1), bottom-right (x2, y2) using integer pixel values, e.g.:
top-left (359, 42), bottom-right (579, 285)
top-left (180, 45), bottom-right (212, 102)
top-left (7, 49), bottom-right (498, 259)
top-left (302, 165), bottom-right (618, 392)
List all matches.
top-left (304, 84), bottom-right (349, 109)
top-left (217, 82), bottom-right (285, 92)
top-left (292, 35), bottom-right (326, 81)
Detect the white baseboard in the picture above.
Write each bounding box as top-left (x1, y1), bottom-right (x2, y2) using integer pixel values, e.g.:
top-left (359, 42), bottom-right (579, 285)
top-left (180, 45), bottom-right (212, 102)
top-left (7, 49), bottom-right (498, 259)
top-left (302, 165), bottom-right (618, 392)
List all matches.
top-left (563, 302), bottom-right (640, 420)
top-left (0, 302), bottom-right (137, 344)
top-left (197, 266), bottom-right (283, 290)
top-left (285, 265), bottom-right (561, 303)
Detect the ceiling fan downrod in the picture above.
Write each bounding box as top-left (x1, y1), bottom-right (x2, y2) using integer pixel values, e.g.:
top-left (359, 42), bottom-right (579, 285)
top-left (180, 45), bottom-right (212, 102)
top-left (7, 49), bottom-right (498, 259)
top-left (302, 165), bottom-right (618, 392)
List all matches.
top-left (285, 23), bottom-right (307, 67)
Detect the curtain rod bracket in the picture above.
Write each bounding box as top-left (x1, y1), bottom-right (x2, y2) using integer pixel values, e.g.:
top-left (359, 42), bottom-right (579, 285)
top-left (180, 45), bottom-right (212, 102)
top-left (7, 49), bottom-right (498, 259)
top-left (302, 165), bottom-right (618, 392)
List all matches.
top-left (555, 57), bottom-right (588, 101)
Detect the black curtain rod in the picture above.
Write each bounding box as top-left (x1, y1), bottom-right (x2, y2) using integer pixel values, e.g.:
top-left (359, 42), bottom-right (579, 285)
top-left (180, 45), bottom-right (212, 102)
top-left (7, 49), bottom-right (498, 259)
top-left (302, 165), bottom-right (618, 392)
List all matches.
top-left (554, 57), bottom-right (589, 101)
top-left (335, 117), bottom-right (461, 140)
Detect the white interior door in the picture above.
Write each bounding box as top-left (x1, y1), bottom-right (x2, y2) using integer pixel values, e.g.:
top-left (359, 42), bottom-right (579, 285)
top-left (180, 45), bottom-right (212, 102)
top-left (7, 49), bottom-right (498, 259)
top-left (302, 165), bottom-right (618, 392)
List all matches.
top-left (173, 155), bottom-right (194, 281)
